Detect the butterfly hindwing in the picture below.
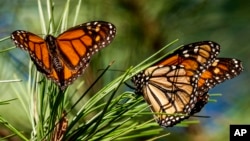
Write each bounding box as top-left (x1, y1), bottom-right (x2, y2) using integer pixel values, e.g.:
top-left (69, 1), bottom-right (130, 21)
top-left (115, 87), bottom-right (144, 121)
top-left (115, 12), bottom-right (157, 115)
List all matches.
top-left (190, 93), bottom-right (209, 115)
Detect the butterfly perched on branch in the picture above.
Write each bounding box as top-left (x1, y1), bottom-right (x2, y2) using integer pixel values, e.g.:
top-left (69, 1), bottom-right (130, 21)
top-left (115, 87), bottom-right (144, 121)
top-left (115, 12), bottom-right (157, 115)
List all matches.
top-left (132, 41), bottom-right (243, 127)
top-left (11, 21), bottom-right (116, 90)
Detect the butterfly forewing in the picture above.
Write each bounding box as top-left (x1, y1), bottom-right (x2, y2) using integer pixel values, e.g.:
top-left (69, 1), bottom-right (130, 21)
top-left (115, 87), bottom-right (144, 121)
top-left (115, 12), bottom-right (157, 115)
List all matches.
top-left (56, 21), bottom-right (116, 70)
top-left (157, 41), bottom-right (220, 74)
top-left (11, 31), bottom-right (52, 73)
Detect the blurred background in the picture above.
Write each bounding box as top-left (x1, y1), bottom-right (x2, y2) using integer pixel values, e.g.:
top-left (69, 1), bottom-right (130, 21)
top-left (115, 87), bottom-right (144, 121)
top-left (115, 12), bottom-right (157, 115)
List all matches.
top-left (0, 0), bottom-right (249, 140)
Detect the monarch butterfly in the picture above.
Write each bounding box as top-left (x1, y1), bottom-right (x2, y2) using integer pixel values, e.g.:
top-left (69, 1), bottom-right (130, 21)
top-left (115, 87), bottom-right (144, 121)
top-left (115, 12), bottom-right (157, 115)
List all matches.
top-left (132, 41), bottom-right (243, 127)
top-left (11, 21), bottom-right (116, 90)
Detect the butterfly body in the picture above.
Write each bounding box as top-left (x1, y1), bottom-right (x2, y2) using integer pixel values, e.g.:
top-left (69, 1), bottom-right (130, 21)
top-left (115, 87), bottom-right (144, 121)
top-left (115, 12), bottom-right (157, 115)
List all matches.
top-left (132, 41), bottom-right (243, 127)
top-left (11, 21), bottom-right (116, 89)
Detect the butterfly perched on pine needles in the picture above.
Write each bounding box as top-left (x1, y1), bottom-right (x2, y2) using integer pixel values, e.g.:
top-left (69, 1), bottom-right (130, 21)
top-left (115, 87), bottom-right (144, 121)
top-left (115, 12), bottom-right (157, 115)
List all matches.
top-left (132, 41), bottom-right (243, 127)
top-left (11, 21), bottom-right (116, 90)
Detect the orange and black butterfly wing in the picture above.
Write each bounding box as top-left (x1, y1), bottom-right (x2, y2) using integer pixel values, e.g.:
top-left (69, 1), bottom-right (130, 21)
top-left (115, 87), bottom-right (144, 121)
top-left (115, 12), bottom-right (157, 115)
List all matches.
top-left (197, 58), bottom-right (243, 95)
top-left (151, 41), bottom-right (221, 119)
top-left (156, 41), bottom-right (221, 75)
top-left (11, 31), bottom-right (68, 89)
top-left (190, 58), bottom-right (243, 114)
top-left (132, 41), bottom-right (221, 127)
top-left (11, 31), bottom-right (70, 88)
top-left (132, 65), bottom-right (200, 127)
top-left (56, 21), bottom-right (116, 70)
top-left (49, 21), bottom-right (116, 89)
top-left (190, 94), bottom-right (209, 115)
top-left (134, 41), bottom-right (221, 98)
top-left (11, 30), bottom-right (52, 74)
top-left (44, 59), bottom-right (86, 90)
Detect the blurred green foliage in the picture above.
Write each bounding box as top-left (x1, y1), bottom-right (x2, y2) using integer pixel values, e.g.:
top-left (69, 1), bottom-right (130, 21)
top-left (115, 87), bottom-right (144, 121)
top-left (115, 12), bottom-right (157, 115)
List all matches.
top-left (0, 0), bottom-right (249, 140)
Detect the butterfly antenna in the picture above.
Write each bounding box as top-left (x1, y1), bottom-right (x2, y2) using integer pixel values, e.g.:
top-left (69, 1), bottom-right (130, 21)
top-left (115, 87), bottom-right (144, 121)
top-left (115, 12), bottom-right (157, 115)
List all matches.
top-left (124, 82), bottom-right (136, 90)
top-left (191, 115), bottom-right (211, 118)
top-left (97, 68), bottom-right (125, 72)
